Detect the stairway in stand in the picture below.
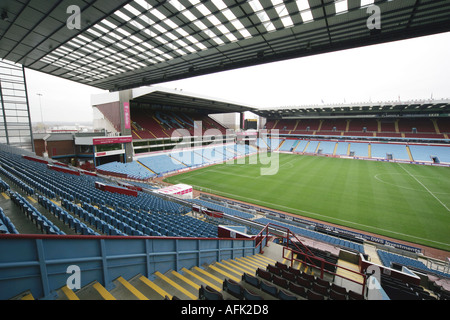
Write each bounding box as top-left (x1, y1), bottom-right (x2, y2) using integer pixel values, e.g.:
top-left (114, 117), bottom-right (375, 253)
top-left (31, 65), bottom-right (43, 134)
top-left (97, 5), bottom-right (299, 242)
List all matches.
top-left (19, 253), bottom-right (278, 300)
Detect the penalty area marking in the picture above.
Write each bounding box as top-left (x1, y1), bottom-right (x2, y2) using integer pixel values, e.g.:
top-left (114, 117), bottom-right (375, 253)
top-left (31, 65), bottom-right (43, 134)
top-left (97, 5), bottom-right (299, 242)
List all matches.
top-left (190, 184), bottom-right (449, 248)
top-left (397, 163), bottom-right (450, 213)
top-left (374, 173), bottom-right (450, 195)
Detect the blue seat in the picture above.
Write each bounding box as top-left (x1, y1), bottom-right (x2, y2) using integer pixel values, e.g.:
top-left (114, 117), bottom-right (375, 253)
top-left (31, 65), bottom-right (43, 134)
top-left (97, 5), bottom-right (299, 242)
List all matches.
top-left (102, 223), bottom-right (111, 235)
top-left (260, 280), bottom-right (278, 297)
top-left (109, 227), bottom-right (118, 236)
top-left (124, 225), bottom-right (132, 235)
top-left (243, 288), bottom-right (264, 300)
top-left (74, 220), bottom-right (82, 233)
top-left (67, 216), bottom-right (75, 228)
top-left (278, 289), bottom-right (297, 300)
top-left (223, 278), bottom-right (243, 299)
top-left (60, 211), bottom-right (69, 223)
top-left (26, 207), bottom-right (33, 219)
top-left (54, 208), bottom-right (62, 219)
top-left (95, 218), bottom-right (103, 230)
top-left (35, 216), bottom-right (44, 228)
top-left (199, 285), bottom-right (224, 300)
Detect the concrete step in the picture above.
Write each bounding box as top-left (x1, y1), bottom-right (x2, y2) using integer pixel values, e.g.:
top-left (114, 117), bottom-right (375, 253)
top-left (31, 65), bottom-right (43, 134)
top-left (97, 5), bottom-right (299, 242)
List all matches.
top-left (152, 270), bottom-right (198, 300)
top-left (56, 285), bottom-right (80, 300)
top-left (74, 281), bottom-right (116, 300)
top-left (181, 266), bottom-right (223, 292)
top-left (10, 253), bottom-right (278, 300)
top-left (129, 274), bottom-right (171, 300)
top-left (110, 276), bottom-right (148, 300)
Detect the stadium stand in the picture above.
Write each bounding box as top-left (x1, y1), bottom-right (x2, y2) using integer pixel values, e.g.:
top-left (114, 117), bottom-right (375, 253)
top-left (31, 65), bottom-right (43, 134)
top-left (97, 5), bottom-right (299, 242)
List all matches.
top-left (191, 199), bottom-right (254, 220)
top-left (131, 110), bottom-right (228, 140)
top-left (335, 142), bottom-right (350, 156)
top-left (137, 154), bottom-right (187, 175)
top-left (378, 250), bottom-right (450, 279)
top-left (112, 143), bottom-right (259, 178)
top-left (409, 145), bottom-right (450, 163)
top-left (279, 139), bottom-right (298, 152)
top-left (0, 143), bottom-right (449, 301)
top-left (316, 141), bottom-right (337, 155)
top-left (96, 161), bottom-right (155, 180)
top-left (268, 116), bottom-right (450, 140)
top-left (370, 143), bottom-right (410, 160)
top-left (294, 140), bottom-right (309, 153)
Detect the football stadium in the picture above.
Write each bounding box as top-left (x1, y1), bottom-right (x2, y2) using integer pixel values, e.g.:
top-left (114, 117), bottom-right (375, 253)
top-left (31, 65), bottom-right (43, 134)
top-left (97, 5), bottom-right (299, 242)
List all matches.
top-left (0, 0), bottom-right (449, 307)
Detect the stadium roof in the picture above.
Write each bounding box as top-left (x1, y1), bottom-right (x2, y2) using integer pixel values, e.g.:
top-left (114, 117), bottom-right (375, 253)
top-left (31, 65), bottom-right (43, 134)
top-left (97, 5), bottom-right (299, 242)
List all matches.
top-left (91, 85), bottom-right (256, 113)
top-left (254, 99), bottom-right (450, 118)
top-left (1, 0), bottom-right (449, 92)
top-left (131, 85), bottom-right (256, 113)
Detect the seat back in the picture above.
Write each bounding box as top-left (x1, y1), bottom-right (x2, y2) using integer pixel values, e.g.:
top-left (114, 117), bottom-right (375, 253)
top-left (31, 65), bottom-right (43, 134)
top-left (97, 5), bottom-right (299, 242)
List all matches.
top-left (223, 278), bottom-right (243, 299)
top-left (242, 273), bottom-right (260, 288)
top-left (256, 268), bottom-right (272, 282)
top-left (307, 290), bottom-right (325, 300)
top-left (243, 288), bottom-right (263, 300)
top-left (199, 285), bottom-right (224, 300)
top-left (329, 289), bottom-right (347, 300)
top-left (289, 282), bottom-right (307, 298)
top-left (273, 274), bottom-right (289, 289)
top-left (260, 280), bottom-right (278, 297)
top-left (278, 289), bottom-right (297, 300)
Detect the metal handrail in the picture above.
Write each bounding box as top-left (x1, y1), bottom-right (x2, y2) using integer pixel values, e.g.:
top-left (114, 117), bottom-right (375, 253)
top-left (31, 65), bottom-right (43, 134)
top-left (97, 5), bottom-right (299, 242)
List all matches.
top-left (255, 222), bottom-right (367, 295)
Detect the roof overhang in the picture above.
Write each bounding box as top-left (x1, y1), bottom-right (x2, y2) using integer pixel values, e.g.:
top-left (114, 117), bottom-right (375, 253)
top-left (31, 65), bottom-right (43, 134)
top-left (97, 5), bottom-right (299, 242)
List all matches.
top-left (91, 85), bottom-right (256, 114)
top-left (254, 99), bottom-right (450, 119)
top-left (1, 0), bottom-right (449, 92)
top-left (131, 86), bottom-right (256, 113)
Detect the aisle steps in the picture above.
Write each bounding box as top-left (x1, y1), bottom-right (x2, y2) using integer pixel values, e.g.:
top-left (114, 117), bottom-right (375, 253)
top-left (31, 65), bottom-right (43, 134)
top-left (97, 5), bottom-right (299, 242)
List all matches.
top-left (51, 253), bottom-right (277, 300)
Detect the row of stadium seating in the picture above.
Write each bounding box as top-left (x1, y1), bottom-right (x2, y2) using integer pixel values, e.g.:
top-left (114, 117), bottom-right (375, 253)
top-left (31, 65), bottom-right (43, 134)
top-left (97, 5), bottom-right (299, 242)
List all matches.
top-left (380, 273), bottom-right (438, 300)
top-left (190, 198), bottom-right (255, 220)
top-left (232, 261), bottom-right (365, 301)
top-left (378, 250), bottom-right (450, 279)
top-left (96, 143), bottom-right (259, 179)
top-left (96, 161), bottom-right (155, 180)
top-left (266, 137), bottom-right (450, 163)
top-left (265, 118), bottom-right (449, 139)
top-left (132, 143), bottom-right (258, 176)
top-left (0, 149), bottom-right (218, 238)
top-left (9, 191), bottom-right (65, 235)
top-left (130, 109), bottom-right (228, 140)
top-left (39, 195), bottom-right (99, 236)
top-left (1, 145), bottom-right (449, 292)
top-left (0, 207), bottom-right (17, 234)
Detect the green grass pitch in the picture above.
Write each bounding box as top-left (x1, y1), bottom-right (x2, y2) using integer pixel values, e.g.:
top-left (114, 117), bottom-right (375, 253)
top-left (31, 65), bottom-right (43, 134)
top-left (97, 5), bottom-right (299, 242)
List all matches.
top-left (165, 153), bottom-right (450, 251)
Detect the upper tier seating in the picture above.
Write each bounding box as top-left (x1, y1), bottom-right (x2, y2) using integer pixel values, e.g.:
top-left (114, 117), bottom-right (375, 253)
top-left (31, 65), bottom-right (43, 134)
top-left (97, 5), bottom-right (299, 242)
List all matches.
top-left (131, 109), bottom-right (228, 139)
top-left (269, 117), bottom-right (449, 139)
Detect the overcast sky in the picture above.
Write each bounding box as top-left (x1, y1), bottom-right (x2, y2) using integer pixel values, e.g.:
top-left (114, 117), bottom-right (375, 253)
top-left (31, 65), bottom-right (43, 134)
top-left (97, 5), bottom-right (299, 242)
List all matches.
top-left (24, 31), bottom-right (450, 124)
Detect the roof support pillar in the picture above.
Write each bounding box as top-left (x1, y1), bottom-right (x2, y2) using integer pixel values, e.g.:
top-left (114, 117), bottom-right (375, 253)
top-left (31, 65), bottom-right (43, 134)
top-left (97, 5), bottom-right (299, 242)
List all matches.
top-left (119, 90), bottom-right (134, 163)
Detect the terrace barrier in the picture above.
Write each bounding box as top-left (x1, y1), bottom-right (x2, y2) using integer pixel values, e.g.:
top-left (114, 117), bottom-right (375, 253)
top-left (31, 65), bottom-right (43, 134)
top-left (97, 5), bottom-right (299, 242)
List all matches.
top-left (0, 233), bottom-right (256, 300)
